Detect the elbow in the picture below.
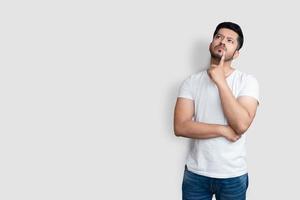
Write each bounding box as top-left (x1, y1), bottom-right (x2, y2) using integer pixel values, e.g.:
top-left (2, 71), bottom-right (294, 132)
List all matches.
top-left (235, 113), bottom-right (255, 135)
top-left (174, 126), bottom-right (182, 137)
top-left (173, 123), bottom-right (185, 137)
top-left (235, 123), bottom-right (249, 135)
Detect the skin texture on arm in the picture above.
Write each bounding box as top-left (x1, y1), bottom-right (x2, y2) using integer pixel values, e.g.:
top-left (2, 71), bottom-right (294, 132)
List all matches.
top-left (173, 97), bottom-right (240, 142)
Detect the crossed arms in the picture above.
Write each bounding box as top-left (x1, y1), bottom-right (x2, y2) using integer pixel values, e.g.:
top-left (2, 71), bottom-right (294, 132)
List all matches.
top-left (173, 84), bottom-right (259, 142)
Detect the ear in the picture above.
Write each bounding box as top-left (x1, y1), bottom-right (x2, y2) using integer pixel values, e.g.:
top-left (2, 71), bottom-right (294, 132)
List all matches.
top-left (233, 50), bottom-right (239, 59)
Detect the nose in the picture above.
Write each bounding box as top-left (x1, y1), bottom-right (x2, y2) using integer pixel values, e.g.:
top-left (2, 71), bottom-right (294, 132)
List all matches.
top-left (220, 37), bottom-right (226, 45)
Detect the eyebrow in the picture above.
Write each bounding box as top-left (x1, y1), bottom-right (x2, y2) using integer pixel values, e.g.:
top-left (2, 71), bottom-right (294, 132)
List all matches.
top-left (216, 33), bottom-right (236, 40)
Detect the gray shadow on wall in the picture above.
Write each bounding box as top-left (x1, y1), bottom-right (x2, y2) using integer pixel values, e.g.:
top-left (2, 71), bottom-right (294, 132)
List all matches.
top-left (190, 39), bottom-right (211, 73)
top-left (165, 38), bottom-right (211, 141)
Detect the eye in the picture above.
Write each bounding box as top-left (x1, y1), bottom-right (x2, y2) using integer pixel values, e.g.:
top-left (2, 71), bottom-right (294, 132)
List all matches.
top-left (227, 39), bottom-right (234, 44)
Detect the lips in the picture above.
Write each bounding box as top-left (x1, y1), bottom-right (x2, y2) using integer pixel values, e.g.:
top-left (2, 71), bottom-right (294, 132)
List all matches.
top-left (216, 46), bottom-right (225, 51)
top-left (215, 46), bottom-right (227, 54)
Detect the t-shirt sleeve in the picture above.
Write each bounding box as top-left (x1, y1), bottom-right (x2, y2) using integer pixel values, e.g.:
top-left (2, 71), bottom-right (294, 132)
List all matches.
top-left (177, 76), bottom-right (194, 100)
top-left (237, 75), bottom-right (260, 104)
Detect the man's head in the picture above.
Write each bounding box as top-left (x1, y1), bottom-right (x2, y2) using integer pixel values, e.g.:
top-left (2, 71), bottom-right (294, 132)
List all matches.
top-left (209, 22), bottom-right (244, 62)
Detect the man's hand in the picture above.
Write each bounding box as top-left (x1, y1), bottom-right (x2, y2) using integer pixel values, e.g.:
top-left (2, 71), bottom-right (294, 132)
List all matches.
top-left (208, 51), bottom-right (226, 85)
top-left (220, 125), bottom-right (241, 142)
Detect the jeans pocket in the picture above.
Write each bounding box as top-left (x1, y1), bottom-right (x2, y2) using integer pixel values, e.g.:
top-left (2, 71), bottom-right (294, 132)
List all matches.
top-left (237, 173), bottom-right (248, 189)
top-left (218, 174), bottom-right (248, 199)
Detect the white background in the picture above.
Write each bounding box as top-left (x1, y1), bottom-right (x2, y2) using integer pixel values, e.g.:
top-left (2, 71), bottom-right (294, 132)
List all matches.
top-left (1, 0), bottom-right (299, 199)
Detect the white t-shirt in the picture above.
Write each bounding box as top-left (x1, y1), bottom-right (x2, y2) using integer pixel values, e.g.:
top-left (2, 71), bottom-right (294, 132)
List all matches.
top-left (178, 69), bottom-right (260, 178)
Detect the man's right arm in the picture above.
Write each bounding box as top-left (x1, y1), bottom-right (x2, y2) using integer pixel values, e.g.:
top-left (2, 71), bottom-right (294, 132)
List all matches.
top-left (173, 97), bottom-right (240, 142)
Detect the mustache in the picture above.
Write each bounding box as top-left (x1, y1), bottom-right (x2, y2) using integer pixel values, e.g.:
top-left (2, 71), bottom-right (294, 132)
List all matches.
top-left (215, 45), bottom-right (227, 51)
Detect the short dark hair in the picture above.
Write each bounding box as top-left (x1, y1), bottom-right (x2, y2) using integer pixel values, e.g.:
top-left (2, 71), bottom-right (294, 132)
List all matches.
top-left (213, 22), bottom-right (244, 50)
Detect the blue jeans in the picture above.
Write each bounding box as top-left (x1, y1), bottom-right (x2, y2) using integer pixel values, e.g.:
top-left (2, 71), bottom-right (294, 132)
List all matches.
top-left (182, 165), bottom-right (249, 200)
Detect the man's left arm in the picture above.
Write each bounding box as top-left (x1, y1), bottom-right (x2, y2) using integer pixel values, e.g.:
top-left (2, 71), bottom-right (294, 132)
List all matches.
top-left (216, 82), bottom-right (258, 135)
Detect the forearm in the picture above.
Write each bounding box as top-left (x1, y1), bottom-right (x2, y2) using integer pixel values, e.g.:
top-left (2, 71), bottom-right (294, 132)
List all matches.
top-left (216, 82), bottom-right (250, 134)
top-left (174, 120), bottom-right (224, 139)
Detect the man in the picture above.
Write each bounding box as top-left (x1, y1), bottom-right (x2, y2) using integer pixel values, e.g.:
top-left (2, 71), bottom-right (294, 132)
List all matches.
top-left (173, 22), bottom-right (259, 200)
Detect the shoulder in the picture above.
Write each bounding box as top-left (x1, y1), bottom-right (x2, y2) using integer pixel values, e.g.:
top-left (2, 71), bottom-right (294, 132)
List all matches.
top-left (234, 70), bottom-right (259, 86)
top-left (183, 70), bottom-right (208, 83)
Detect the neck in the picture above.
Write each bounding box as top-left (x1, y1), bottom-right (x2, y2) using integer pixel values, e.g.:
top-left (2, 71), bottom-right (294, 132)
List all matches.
top-left (210, 57), bottom-right (234, 76)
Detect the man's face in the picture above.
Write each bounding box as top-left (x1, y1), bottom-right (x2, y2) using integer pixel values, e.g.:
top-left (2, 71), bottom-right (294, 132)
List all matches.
top-left (209, 28), bottom-right (240, 61)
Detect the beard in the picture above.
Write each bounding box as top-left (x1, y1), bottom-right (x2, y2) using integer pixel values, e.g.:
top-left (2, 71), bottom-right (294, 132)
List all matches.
top-left (209, 45), bottom-right (235, 62)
